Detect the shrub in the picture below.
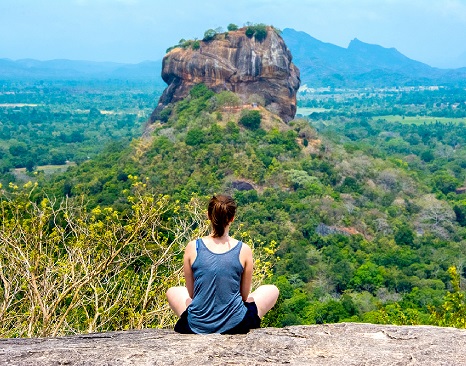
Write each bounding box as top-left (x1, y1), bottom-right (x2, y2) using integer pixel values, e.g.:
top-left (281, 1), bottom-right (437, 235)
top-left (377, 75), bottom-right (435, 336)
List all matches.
top-left (159, 107), bottom-right (172, 122)
top-left (186, 128), bottom-right (205, 146)
top-left (239, 110), bottom-right (261, 130)
top-left (192, 40), bottom-right (200, 50)
top-left (244, 24), bottom-right (268, 42)
top-left (189, 83), bottom-right (214, 99)
top-left (253, 24), bottom-right (267, 42)
top-left (227, 23), bottom-right (238, 31)
top-left (203, 29), bottom-right (217, 42)
top-left (430, 266), bottom-right (466, 328)
top-left (245, 26), bottom-right (255, 38)
top-left (0, 181), bottom-right (209, 337)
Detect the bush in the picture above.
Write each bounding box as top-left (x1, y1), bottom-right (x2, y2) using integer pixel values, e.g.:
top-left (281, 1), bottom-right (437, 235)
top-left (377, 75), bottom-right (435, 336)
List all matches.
top-left (192, 40), bottom-right (200, 50)
top-left (189, 83), bottom-right (214, 99)
top-left (430, 266), bottom-right (466, 328)
top-left (239, 110), bottom-right (261, 130)
top-left (244, 24), bottom-right (268, 42)
top-left (245, 27), bottom-right (255, 38)
top-left (203, 29), bottom-right (217, 42)
top-left (159, 107), bottom-right (172, 122)
top-left (227, 23), bottom-right (238, 31)
top-left (253, 24), bottom-right (267, 42)
top-left (0, 181), bottom-right (206, 337)
top-left (186, 128), bottom-right (205, 146)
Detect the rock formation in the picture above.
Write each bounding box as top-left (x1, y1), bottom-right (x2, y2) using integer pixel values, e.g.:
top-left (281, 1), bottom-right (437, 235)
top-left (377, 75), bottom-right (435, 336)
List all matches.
top-left (1, 323), bottom-right (465, 365)
top-left (150, 27), bottom-right (300, 123)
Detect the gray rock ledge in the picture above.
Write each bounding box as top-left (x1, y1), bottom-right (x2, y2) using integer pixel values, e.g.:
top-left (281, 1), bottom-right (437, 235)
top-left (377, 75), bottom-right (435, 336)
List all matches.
top-left (1, 323), bottom-right (465, 365)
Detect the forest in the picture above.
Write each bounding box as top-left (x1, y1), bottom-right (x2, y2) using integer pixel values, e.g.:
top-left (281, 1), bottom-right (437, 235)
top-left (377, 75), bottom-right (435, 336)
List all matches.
top-left (0, 80), bottom-right (465, 336)
top-left (0, 80), bottom-right (162, 178)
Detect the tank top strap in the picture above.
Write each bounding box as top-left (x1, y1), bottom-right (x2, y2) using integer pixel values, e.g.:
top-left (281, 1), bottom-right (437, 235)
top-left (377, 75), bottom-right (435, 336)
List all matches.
top-left (195, 238), bottom-right (204, 252)
top-left (234, 240), bottom-right (243, 254)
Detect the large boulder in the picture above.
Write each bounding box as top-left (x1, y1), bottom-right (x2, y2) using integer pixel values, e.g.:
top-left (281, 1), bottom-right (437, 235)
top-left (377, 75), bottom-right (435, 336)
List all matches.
top-left (151, 27), bottom-right (300, 123)
top-left (1, 323), bottom-right (465, 365)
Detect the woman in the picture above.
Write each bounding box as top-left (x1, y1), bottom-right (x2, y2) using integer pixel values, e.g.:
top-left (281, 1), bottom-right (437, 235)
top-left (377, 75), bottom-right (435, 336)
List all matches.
top-left (166, 194), bottom-right (279, 334)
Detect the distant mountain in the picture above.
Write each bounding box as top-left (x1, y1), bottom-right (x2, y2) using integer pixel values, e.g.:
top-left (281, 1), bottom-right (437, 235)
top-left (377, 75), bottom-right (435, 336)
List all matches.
top-left (2, 30), bottom-right (465, 88)
top-left (282, 28), bottom-right (466, 87)
top-left (455, 51), bottom-right (466, 69)
top-left (0, 58), bottom-right (164, 84)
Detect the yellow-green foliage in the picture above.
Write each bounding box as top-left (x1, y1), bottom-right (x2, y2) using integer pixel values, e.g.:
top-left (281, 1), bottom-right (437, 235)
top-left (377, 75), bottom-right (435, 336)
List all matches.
top-left (430, 266), bottom-right (466, 328)
top-left (234, 228), bottom-right (278, 289)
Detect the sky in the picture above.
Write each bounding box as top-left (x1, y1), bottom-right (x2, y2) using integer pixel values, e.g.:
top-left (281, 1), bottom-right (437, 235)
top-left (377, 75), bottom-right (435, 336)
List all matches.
top-left (1, 0), bottom-right (466, 68)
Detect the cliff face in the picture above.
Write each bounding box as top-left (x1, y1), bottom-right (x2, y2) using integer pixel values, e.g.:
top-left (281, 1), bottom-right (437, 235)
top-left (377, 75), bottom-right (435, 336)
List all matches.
top-left (151, 27), bottom-right (300, 123)
top-left (1, 324), bottom-right (465, 365)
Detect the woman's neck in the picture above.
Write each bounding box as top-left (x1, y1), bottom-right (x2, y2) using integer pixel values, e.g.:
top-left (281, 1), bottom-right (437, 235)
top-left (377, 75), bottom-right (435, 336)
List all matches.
top-left (210, 229), bottom-right (230, 243)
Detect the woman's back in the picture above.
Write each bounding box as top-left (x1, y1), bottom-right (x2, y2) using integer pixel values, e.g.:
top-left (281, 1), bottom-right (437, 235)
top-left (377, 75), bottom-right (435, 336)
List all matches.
top-left (187, 238), bottom-right (247, 334)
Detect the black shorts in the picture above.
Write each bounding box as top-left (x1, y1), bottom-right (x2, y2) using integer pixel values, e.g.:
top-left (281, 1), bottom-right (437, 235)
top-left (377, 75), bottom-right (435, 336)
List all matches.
top-left (174, 301), bottom-right (261, 334)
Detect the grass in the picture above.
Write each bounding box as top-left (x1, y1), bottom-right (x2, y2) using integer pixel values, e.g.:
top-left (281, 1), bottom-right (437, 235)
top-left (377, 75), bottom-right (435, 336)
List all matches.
top-left (12, 162), bottom-right (76, 182)
top-left (38, 162), bottom-right (77, 175)
top-left (373, 115), bottom-right (466, 125)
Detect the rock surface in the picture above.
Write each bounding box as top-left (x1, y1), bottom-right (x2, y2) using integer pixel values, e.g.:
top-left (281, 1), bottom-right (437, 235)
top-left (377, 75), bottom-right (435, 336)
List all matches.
top-left (150, 27), bottom-right (300, 123)
top-left (1, 323), bottom-right (465, 365)
top-left (231, 180), bottom-right (255, 191)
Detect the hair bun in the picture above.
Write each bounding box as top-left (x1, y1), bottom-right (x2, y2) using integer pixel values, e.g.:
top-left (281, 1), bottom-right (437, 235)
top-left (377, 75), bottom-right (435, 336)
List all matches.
top-left (208, 195), bottom-right (237, 237)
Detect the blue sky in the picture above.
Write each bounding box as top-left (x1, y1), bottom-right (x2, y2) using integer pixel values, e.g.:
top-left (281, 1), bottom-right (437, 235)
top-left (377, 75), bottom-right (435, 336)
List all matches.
top-left (1, 0), bottom-right (466, 68)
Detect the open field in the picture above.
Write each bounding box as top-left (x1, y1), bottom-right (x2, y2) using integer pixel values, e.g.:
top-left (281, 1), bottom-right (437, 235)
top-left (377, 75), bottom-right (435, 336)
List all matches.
top-left (13, 162), bottom-right (77, 181)
top-left (373, 115), bottom-right (466, 125)
top-left (0, 103), bottom-right (40, 107)
top-left (296, 107), bottom-right (329, 115)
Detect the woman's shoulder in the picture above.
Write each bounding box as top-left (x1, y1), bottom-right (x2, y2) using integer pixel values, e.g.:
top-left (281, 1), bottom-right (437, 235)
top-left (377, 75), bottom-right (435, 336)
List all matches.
top-left (185, 239), bottom-right (197, 253)
top-left (239, 241), bottom-right (252, 253)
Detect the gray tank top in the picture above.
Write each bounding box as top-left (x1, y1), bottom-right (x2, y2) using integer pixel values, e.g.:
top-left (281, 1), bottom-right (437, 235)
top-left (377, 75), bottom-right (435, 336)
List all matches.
top-left (187, 238), bottom-right (247, 334)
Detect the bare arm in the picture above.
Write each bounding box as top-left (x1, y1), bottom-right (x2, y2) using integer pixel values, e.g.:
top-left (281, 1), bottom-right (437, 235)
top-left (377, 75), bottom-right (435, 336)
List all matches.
top-left (183, 240), bottom-right (196, 299)
top-left (240, 244), bottom-right (253, 302)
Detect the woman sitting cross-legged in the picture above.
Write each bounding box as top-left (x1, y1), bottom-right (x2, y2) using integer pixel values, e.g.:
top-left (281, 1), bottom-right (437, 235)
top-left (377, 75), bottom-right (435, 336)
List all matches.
top-left (166, 194), bottom-right (279, 334)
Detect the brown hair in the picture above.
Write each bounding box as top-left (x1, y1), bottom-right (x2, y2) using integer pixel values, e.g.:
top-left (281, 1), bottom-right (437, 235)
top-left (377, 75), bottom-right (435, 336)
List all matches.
top-left (208, 195), bottom-right (237, 238)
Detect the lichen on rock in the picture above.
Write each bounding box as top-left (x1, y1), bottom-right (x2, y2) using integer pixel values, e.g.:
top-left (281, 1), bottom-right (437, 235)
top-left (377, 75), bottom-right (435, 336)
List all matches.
top-left (151, 26), bottom-right (300, 123)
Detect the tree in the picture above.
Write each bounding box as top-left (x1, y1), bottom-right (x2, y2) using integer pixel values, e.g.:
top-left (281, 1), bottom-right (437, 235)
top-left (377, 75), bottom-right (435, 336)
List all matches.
top-left (453, 202), bottom-right (466, 226)
top-left (227, 23), bottom-right (238, 31)
top-left (253, 24), bottom-right (268, 42)
top-left (245, 26), bottom-right (255, 38)
top-left (350, 262), bottom-right (385, 293)
top-left (186, 128), bottom-right (205, 146)
top-left (192, 40), bottom-right (200, 50)
top-left (203, 29), bottom-right (217, 42)
top-left (433, 172), bottom-right (460, 195)
top-left (189, 83), bottom-right (214, 99)
top-left (239, 110), bottom-right (261, 130)
top-left (430, 266), bottom-right (466, 328)
top-left (24, 159), bottom-right (36, 172)
top-left (417, 194), bottom-right (455, 238)
top-left (9, 142), bottom-right (28, 157)
top-left (214, 91), bottom-right (241, 116)
top-left (394, 224), bottom-right (415, 247)
top-left (244, 24), bottom-right (268, 42)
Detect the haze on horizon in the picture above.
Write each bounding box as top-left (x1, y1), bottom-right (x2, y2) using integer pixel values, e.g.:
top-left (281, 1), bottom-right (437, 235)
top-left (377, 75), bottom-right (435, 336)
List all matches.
top-left (1, 0), bottom-right (466, 69)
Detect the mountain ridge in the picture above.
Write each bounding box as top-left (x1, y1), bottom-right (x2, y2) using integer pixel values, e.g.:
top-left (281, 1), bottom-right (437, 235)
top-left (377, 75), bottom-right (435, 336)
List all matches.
top-left (281, 28), bottom-right (465, 87)
top-left (1, 28), bottom-right (465, 87)
top-left (0, 58), bottom-right (164, 83)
